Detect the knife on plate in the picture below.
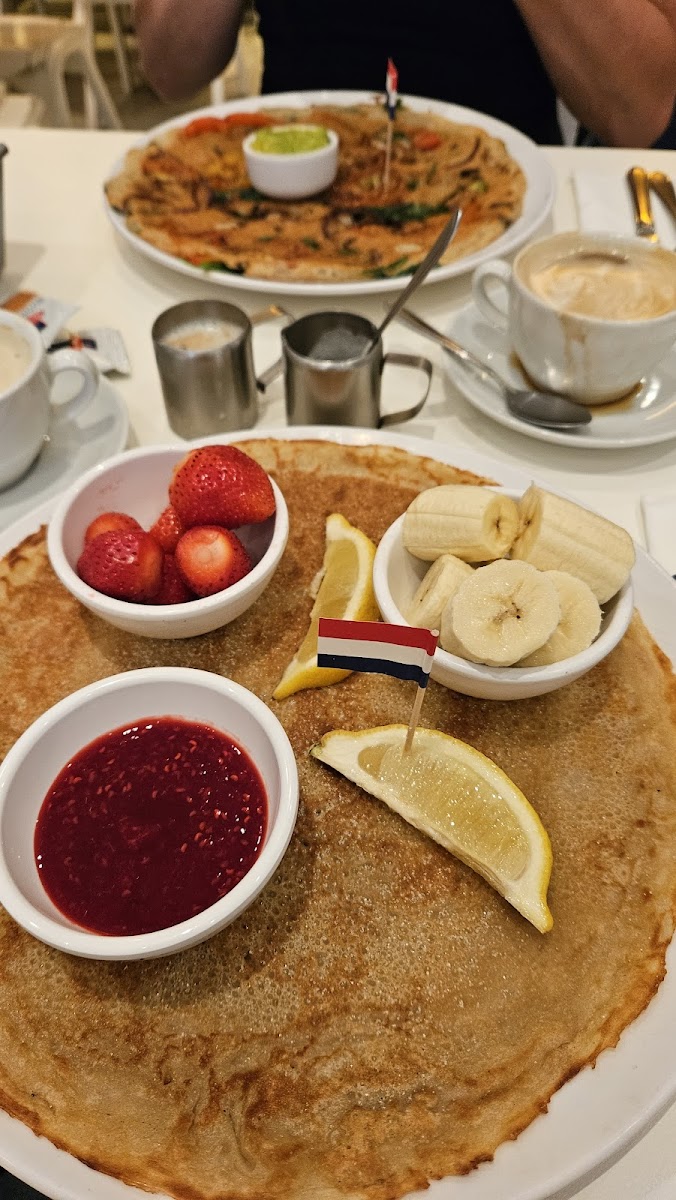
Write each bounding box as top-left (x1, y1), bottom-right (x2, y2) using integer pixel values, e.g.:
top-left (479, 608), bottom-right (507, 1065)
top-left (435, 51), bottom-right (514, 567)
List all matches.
top-left (626, 166), bottom-right (659, 242)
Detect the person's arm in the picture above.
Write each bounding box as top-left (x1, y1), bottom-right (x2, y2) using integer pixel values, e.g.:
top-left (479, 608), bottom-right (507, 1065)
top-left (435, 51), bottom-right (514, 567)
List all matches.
top-left (134, 0), bottom-right (247, 100)
top-left (514, 0), bottom-right (676, 147)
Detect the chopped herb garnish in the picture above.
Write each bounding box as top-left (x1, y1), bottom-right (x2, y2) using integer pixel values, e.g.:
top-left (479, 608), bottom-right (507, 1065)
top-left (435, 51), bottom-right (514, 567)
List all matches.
top-left (199, 261), bottom-right (246, 275)
top-left (302, 237), bottom-right (321, 249)
top-left (406, 178), bottom-right (419, 191)
top-left (367, 256), bottom-right (412, 279)
top-left (350, 201), bottom-right (450, 227)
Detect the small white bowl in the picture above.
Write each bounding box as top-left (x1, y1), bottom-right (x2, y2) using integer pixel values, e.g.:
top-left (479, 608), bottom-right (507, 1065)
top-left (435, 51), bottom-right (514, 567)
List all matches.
top-left (243, 125), bottom-right (339, 199)
top-left (47, 443), bottom-right (288, 639)
top-left (0, 667), bottom-right (299, 960)
top-left (373, 495), bottom-right (634, 701)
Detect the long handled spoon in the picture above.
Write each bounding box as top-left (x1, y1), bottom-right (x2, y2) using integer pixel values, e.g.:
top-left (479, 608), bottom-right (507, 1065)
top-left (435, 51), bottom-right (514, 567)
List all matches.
top-left (398, 308), bottom-right (592, 430)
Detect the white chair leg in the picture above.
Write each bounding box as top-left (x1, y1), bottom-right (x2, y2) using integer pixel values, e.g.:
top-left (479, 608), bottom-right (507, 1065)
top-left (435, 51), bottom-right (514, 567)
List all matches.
top-left (47, 31), bottom-right (121, 129)
top-left (106, 2), bottom-right (133, 96)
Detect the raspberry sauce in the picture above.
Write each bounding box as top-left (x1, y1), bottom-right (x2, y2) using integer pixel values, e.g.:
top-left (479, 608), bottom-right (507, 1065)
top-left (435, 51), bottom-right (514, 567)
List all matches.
top-left (34, 717), bottom-right (267, 937)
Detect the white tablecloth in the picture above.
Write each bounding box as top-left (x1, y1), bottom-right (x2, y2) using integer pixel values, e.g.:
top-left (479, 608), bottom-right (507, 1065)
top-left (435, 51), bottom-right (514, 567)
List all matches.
top-left (1, 128), bottom-right (676, 1200)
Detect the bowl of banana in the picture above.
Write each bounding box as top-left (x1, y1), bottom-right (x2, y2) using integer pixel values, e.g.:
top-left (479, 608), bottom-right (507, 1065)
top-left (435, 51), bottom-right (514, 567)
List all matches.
top-left (373, 482), bottom-right (635, 700)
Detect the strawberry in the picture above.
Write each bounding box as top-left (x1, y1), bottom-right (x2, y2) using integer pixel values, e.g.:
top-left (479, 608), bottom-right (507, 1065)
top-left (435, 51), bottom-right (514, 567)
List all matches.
top-left (77, 530), bottom-right (163, 603)
top-left (84, 511), bottom-right (143, 544)
top-left (149, 504), bottom-right (185, 553)
top-left (151, 554), bottom-right (195, 605)
top-left (175, 526), bottom-right (252, 597)
top-left (168, 445), bottom-right (276, 530)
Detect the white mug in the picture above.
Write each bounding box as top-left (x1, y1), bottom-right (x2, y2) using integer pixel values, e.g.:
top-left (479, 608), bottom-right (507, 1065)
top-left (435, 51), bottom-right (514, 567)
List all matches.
top-left (0, 310), bottom-right (99, 490)
top-left (472, 232), bottom-right (676, 404)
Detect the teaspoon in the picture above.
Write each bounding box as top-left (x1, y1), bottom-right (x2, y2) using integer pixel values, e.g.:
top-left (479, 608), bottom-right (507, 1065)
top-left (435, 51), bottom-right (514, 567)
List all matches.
top-left (398, 308), bottom-right (592, 429)
top-left (368, 207), bottom-right (463, 349)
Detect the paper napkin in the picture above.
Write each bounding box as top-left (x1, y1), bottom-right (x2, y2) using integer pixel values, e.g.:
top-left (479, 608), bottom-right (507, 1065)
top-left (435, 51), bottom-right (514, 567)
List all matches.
top-left (640, 494), bottom-right (676, 576)
top-left (573, 169), bottom-right (676, 245)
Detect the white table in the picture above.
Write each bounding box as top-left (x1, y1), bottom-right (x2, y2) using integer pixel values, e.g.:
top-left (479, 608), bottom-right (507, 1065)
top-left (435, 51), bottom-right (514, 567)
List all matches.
top-left (1, 128), bottom-right (676, 1200)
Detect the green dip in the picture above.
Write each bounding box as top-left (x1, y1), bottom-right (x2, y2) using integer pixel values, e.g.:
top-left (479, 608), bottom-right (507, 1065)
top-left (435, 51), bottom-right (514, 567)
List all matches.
top-left (251, 126), bottom-right (330, 155)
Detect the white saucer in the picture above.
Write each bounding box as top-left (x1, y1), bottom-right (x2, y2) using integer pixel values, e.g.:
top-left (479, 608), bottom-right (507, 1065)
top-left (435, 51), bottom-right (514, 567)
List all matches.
top-left (443, 301), bottom-right (676, 449)
top-left (0, 378), bottom-right (129, 533)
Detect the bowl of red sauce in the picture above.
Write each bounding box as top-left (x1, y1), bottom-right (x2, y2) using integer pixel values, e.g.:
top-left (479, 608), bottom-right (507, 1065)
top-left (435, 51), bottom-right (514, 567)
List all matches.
top-left (0, 667), bottom-right (298, 959)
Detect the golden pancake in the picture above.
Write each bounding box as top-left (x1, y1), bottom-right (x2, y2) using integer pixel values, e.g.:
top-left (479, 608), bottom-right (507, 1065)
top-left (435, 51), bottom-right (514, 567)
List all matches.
top-left (0, 440), bottom-right (675, 1200)
top-left (105, 103), bottom-right (526, 283)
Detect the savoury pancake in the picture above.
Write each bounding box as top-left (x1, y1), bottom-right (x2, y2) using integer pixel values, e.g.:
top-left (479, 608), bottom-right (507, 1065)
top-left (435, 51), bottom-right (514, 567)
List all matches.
top-left (0, 440), bottom-right (675, 1200)
top-left (105, 103), bottom-right (526, 283)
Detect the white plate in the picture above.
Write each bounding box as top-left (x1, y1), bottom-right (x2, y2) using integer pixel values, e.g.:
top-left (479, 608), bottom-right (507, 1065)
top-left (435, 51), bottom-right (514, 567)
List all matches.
top-left (0, 426), bottom-right (675, 1200)
top-left (0, 378), bottom-right (129, 533)
top-left (443, 302), bottom-right (676, 449)
top-left (104, 91), bottom-right (555, 297)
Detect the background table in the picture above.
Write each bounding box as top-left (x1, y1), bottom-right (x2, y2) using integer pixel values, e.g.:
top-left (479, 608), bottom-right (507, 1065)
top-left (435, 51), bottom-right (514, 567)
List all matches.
top-left (0, 127), bottom-right (675, 1200)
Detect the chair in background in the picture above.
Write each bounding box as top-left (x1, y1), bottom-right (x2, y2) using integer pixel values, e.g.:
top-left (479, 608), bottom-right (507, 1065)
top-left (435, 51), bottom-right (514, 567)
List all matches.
top-left (0, 4), bottom-right (121, 127)
top-left (79, 0), bottom-right (134, 99)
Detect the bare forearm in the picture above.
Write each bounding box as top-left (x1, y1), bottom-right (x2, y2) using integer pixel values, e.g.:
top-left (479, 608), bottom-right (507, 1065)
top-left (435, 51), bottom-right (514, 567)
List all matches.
top-left (514, 0), bottom-right (676, 146)
top-left (135, 0), bottom-right (246, 100)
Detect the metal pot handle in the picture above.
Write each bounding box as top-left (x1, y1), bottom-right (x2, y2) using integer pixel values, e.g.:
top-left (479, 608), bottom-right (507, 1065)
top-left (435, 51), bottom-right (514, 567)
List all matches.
top-left (378, 351), bottom-right (433, 427)
top-left (249, 305), bottom-right (293, 393)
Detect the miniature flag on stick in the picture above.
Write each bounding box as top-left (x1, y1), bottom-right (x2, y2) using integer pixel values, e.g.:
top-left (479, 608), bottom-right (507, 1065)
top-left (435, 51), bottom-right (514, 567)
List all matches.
top-left (317, 618), bottom-right (438, 750)
top-left (383, 57), bottom-right (398, 193)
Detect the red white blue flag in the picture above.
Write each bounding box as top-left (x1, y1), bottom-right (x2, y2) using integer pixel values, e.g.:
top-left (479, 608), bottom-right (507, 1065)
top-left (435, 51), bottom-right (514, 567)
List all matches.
top-left (385, 58), bottom-right (398, 119)
top-left (317, 618), bottom-right (438, 688)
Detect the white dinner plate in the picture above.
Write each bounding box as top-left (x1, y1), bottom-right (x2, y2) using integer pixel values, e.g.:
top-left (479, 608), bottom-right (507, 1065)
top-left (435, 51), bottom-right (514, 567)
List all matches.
top-left (0, 377), bottom-right (129, 534)
top-left (443, 302), bottom-right (676, 449)
top-left (103, 91), bottom-right (555, 298)
top-left (0, 426), bottom-right (675, 1200)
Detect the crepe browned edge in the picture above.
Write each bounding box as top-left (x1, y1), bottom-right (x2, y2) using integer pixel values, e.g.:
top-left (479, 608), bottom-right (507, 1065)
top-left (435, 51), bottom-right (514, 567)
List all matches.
top-left (105, 104), bottom-right (525, 283)
top-left (0, 438), bottom-right (675, 1200)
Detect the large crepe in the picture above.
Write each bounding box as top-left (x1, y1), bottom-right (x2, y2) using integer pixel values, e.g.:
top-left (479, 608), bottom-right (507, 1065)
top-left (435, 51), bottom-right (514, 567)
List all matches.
top-left (0, 439), bottom-right (675, 1200)
top-left (105, 103), bottom-right (526, 283)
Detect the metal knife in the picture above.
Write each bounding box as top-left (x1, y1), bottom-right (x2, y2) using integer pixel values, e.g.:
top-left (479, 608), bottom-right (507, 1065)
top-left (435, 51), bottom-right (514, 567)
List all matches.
top-left (626, 166), bottom-right (659, 241)
top-left (648, 171), bottom-right (676, 235)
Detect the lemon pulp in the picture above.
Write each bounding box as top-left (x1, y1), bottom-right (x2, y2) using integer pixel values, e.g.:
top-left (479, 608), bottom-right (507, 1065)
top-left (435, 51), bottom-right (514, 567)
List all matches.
top-left (272, 513), bottom-right (379, 699)
top-left (311, 725), bottom-right (553, 932)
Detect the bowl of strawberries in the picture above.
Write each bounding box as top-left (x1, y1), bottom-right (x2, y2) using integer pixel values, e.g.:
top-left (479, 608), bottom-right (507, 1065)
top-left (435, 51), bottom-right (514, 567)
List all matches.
top-left (47, 441), bottom-right (288, 639)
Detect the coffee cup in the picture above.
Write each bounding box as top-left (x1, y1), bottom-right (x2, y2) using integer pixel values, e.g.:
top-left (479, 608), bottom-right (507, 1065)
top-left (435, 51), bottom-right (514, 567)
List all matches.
top-left (282, 311), bottom-right (433, 427)
top-left (152, 299), bottom-right (291, 439)
top-left (472, 232), bottom-right (676, 404)
top-left (0, 310), bottom-right (99, 490)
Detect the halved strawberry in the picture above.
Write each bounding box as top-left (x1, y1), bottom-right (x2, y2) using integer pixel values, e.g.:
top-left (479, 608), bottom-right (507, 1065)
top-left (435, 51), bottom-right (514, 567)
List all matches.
top-left (84, 511), bottom-right (143, 544)
top-left (149, 504), bottom-right (185, 553)
top-left (151, 554), bottom-right (195, 605)
top-left (77, 530), bottom-right (163, 602)
top-left (169, 445), bottom-right (276, 529)
top-left (175, 526), bottom-right (251, 597)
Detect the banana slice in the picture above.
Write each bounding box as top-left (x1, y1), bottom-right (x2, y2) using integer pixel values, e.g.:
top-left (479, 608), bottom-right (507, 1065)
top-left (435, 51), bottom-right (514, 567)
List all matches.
top-left (406, 555), bottom-right (473, 629)
top-left (511, 485), bottom-right (635, 604)
top-left (402, 485), bottom-right (519, 563)
top-left (518, 571), bottom-right (602, 666)
top-left (441, 560), bottom-right (560, 666)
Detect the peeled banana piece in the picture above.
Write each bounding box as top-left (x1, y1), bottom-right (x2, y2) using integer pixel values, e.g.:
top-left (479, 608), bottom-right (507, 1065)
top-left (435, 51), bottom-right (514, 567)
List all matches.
top-left (402, 485), bottom-right (519, 563)
top-left (406, 555), bottom-right (473, 629)
top-left (519, 571), bottom-right (602, 666)
top-left (511, 485), bottom-right (635, 605)
top-left (440, 559), bottom-right (560, 666)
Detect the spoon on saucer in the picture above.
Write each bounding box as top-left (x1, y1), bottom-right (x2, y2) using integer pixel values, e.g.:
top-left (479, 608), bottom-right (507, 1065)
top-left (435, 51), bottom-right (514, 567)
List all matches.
top-left (398, 308), bottom-right (592, 429)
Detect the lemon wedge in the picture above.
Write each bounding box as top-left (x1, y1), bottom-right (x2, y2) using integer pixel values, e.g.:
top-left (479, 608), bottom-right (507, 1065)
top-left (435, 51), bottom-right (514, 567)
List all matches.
top-left (311, 724), bottom-right (553, 932)
top-left (272, 513), bottom-right (380, 700)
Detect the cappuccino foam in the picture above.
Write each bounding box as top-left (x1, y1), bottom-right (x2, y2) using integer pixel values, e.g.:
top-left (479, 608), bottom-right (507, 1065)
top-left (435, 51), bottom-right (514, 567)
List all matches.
top-left (528, 251), bottom-right (676, 321)
top-left (0, 325), bottom-right (32, 392)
